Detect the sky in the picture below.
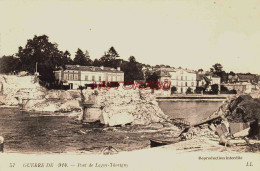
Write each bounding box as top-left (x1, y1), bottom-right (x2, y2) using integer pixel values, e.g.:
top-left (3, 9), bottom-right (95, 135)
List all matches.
top-left (0, 0), bottom-right (260, 74)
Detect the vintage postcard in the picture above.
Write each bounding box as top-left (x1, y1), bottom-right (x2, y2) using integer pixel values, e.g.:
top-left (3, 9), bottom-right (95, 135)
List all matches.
top-left (0, 0), bottom-right (259, 170)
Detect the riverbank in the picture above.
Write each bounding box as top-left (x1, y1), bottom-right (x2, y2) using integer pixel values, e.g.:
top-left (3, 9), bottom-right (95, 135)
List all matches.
top-left (156, 94), bottom-right (234, 102)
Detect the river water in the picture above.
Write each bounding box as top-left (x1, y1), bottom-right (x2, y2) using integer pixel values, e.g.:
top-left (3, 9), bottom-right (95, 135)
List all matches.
top-left (0, 108), bottom-right (165, 153)
top-left (0, 101), bottom-right (222, 153)
top-left (158, 101), bottom-right (223, 125)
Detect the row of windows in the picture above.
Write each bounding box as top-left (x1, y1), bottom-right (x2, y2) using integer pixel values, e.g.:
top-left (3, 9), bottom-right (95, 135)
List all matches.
top-left (175, 81), bottom-right (195, 87)
top-left (64, 73), bottom-right (123, 82)
top-left (85, 75), bottom-right (102, 81)
top-left (175, 76), bottom-right (195, 81)
top-left (64, 74), bottom-right (78, 81)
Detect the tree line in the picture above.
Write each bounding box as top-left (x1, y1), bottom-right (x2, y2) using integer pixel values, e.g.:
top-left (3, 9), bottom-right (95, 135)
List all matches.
top-left (0, 35), bottom-right (144, 87)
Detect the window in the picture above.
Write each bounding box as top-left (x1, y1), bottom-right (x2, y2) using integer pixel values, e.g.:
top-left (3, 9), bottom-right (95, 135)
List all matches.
top-left (181, 76), bottom-right (183, 80)
top-left (85, 75), bottom-right (88, 81)
top-left (64, 74), bottom-right (68, 80)
top-left (185, 82), bottom-right (187, 86)
top-left (181, 82), bottom-right (183, 87)
top-left (176, 81), bottom-right (178, 86)
top-left (74, 74), bottom-right (78, 80)
top-left (191, 82), bottom-right (194, 86)
top-left (92, 76), bottom-right (95, 81)
top-left (99, 76), bottom-right (101, 81)
top-left (69, 74), bottom-right (73, 80)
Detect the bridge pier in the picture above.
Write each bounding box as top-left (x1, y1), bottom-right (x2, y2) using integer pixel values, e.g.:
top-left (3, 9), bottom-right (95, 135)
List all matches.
top-left (82, 104), bottom-right (102, 123)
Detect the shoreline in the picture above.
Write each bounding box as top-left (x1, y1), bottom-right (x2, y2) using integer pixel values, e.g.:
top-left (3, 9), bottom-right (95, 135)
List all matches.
top-left (156, 95), bottom-right (230, 102)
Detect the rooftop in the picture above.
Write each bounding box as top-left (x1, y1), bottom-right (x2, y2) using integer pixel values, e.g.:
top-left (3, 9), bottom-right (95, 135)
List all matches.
top-left (155, 70), bottom-right (171, 77)
top-left (237, 74), bottom-right (256, 81)
top-left (63, 65), bottom-right (123, 73)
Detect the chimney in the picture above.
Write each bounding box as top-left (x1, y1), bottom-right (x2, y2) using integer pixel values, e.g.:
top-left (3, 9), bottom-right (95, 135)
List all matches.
top-left (117, 67), bottom-right (120, 71)
top-left (100, 66), bottom-right (104, 70)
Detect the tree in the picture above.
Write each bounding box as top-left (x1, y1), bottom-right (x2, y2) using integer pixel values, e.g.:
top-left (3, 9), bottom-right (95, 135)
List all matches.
top-left (212, 63), bottom-right (223, 73)
top-left (186, 87), bottom-right (192, 94)
top-left (106, 46), bottom-right (119, 57)
top-left (17, 35), bottom-right (66, 73)
top-left (84, 50), bottom-right (93, 66)
top-left (211, 63), bottom-right (228, 83)
top-left (211, 84), bottom-right (219, 94)
top-left (198, 68), bottom-right (203, 73)
top-left (61, 50), bottom-right (73, 67)
top-left (100, 46), bottom-right (120, 68)
top-left (120, 56), bottom-right (144, 82)
top-left (221, 85), bottom-right (229, 92)
top-left (16, 35), bottom-right (71, 86)
top-left (171, 86), bottom-right (177, 94)
top-left (0, 55), bottom-right (21, 74)
top-left (145, 71), bottom-right (159, 89)
top-left (195, 87), bottom-right (205, 94)
top-left (93, 58), bottom-right (102, 66)
top-left (229, 71), bottom-right (236, 76)
top-left (73, 48), bottom-right (92, 66)
top-left (129, 56), bottom-right (136, 63)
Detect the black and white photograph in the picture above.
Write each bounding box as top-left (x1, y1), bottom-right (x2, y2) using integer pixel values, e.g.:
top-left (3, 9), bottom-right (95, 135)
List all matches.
top-left (0, 0), bottom-right (260, 170)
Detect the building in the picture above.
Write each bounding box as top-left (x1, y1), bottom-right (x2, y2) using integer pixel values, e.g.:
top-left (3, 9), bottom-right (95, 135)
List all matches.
top-left (196, 73), bottom-right (221, 92)
top-left (222, 82), bottom-right (252, 94)
top-left (155, 70), bottom-right (171, 84)
top-left (210, 75), bottom-right (221, 85)
top-left (237, 74), bottom-right (257, 83)
top-left (167, 68), bottom-right (197, 93)
top-left (54, 65), bottom-right (124, 89)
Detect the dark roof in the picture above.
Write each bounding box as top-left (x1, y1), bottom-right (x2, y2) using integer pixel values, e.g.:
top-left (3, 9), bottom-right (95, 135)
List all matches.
top-left (64, 65), bottom-right (123, 73)
top-left (156, 70), bottom-right (171, 77)
top-left (237, 74), bottom-right (256, 81)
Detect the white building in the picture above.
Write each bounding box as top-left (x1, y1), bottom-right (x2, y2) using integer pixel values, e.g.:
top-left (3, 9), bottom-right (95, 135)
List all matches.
top-left (54, 65), bottom-right (124, 89)
top-left (155, 68), bottom-right (196, 93)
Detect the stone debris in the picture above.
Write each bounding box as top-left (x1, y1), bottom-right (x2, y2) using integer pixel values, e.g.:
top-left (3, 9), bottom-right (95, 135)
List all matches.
top-left (1, 75), bottom-right (170, 127)
top-left (95, 89), bottom-right (169, 126)
top-left (184, 94), bottom-right (260, 151)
